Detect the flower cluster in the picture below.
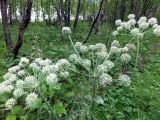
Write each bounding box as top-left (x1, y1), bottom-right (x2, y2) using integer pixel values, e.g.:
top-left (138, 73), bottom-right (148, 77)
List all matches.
top-left (62, 27), bottom-right (72, 34)
top-left (113, 14), bottom-right (160, 37)
top-left (0, 57), bottom-right (70, 110)
top-left (69, 41), bottom-right (134, 87)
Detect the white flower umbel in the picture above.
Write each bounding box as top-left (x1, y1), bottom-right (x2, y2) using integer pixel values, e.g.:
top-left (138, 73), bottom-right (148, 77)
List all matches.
top-left (128, 19), bottom-right (136, 26)
top-left (95, 43), bottom-right (107, 51)
top-left (120, 53), bottom-right (131, 63)
top-left (29, 63), bottom-right (41, 71)
top-left (75, 42), bottom-right (82, 50)
top-left (5, 85), bottom-right (14, 93)
top-left (119, 47), bottom-right (129, 53)
top-left (96, 51), bottom-right (109, 60)
top-left (118, 74), bottom-right (131, 87)
top-left (82, 59), bottom-right (91, 70)
top-left (127, 14), bottom-right (135, 20)
top-left (57, 59), bottom-right (70, 70)
top-left (148, 17), bottom-right (157, 26)
top-left (17, 70), bottom-right (26, 76)
top-left (60, 71), bottom-right (69, 78)
top-left (130, 28), bottom-right (140, 37)
top-left (24, 76), bottom-right (39, 88)
top-left (26, 92), bottom-right (39, 106)
top-left (62, 27), bottom-right (71, 34)
top-left (139, 22), bottom-right (149, 30)
top-left (46, 73), bottom-right (58, 85)
top-left (111, 40), bottom-right (120, 47)
top-left (99, 73), bottom-right (112, 86)
top-left (115, 19), bottom-right (122, 26)
top-left (109, 46), bottom-right (120, 55)
top-left (117, 26), bottom-right (123, 31)
top-left (80, 45), bottom-right (88, 53)
top-left (153, 26), bottom-right (160, 36)
top-left (5, 98), bottom-right (16, 110)
top-left (138, 16), bottom-right (147, 24)
top-left (69, 54), bottom-right (82, 64)
top-left (8, 65), bottom-right (20, 73)
top-left (13, 88), bottom-right (24, 98)
top-left (16, 80), bottom-right (25, 88)
top-left (20, 57), bottom-right (29, 65)
top-left (125, 43), bottom-right (136, 51)
top-left (112, 31), bottom-right (118, 36)
top-left (103, 60), bottom-right (114, 70)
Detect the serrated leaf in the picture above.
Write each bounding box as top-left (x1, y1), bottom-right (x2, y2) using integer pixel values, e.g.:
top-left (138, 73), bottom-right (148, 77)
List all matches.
top-left (6, 115), bottom-right (16, 120)
top-left (54, 102), bottom-right (66, 115)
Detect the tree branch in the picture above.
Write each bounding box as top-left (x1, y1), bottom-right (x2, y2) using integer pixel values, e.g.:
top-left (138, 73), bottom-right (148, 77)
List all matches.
top-left (13, 0), bottom-right (33, 58)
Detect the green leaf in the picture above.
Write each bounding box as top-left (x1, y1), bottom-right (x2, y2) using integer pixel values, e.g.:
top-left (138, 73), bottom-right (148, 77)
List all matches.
top-left (6, 115), bottom-right (16, 120)
top-left (54, 102), bottom-right (66, 115)
top-left (11, 106), bottom-right (23, 115)
top-left (20, 116), bottom-right (28, 120)
top-left (65, 91), bottom-right (75, 97)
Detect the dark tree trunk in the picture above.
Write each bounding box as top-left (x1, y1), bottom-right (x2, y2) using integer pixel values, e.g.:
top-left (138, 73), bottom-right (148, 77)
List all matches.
top-left (73, 0), bottom-right (81, 30)
top-left (64, 0), bottom-right (71, 26)
top-left (120, 0), bottom-right (126, 21)
top-left (130, 0), bottom-right (140, 20)
top-left (96, 0), bottom-right (106, 36)
top-left (140, 0), bottom-right (150, 16)
top-left (13, 0), bottom-right (33, 58)
top-left (60, 0), bottom-right (65, 20)
top-left (55, 0), bottom-right (62, 22)
top-left (130, 0), bottom-right (135, 13)
top-left (0, 0), bottom-right (13, 48)
top-left (41, 0), bottom-right (45, 21)
top-left (146, 5), bottom-right (160, 18)
top-left (84, 0), bottom-right (105, 43)
top-left (100, 0), bottom-right (106, 23)
top-left (8, 0), bottom-right (13, 25)
top-left (113, 0), bottom-right (119, 23)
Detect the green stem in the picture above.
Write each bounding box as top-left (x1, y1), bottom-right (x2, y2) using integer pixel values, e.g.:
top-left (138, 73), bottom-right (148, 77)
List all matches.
top-left (134, 38), bottom-right (140, 70)
top-left (38, 89), bottom-right (56, 118)
top-left (68, 35), bottom-right (80, 57)
top-left (91, 77), bottom-right (96, 120)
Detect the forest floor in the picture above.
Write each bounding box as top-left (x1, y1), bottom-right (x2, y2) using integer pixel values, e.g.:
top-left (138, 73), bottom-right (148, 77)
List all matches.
top-left (0, 22), bottom-right (160, 119)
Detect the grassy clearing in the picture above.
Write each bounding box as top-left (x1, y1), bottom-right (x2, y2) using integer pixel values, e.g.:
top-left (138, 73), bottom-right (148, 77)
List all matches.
top-left (0, 22), bottom-right (160, 119)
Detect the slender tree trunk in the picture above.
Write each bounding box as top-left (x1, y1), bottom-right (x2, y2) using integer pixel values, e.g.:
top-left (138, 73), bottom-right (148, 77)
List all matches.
top-left (146, 5), bottom-right (160, 18)
top-left (140, 0), bottom-right (150, 16)
top-left (67, 0), bottom-right (71, 26)
top-left (120, 0), bottom-right (126, 21)
top-left (73, 0), bottom-right (81, 30)
top-left (41, 0), bottom-right (45, 21)
top-left (13, 0), bottom-right (33, 58)
top-left (96, 0), bottom-right (106, 36)
top-left (130, 0), bottom-right (135, 13)
top-left (55, 0), bottom-right (62, 23)
top-left (8, 0), bottom-right (13, 25)
top-left (113, 0), bottom-right (119, 23)
top-left (0, 0), bottom-right (13, 48)
top-left (84, 0), bottom-right (105, 43)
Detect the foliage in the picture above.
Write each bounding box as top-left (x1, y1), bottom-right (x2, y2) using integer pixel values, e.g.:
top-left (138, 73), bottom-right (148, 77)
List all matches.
top-left (0, 18), bottom-right (160, 119)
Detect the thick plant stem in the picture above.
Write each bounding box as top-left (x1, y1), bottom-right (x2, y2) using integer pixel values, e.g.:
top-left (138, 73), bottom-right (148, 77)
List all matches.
top-left (91, 78), bottom-right (96, 120)
top-left (38, 89), bottom-right (56, 118)
top-left (134, 38), bottom-right (140, 70)
top-left (68, 35), bottom-right (80, 57)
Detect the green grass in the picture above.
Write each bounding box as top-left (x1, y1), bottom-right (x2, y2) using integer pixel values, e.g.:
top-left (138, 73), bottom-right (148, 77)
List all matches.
top-left (0, 22), bottom-right (160, 119)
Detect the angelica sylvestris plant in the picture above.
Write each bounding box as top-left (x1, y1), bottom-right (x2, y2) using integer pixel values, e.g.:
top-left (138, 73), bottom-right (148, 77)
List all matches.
top-left (113, 14), bottom-right (160, 68)
top-left (0, 57), bottom-right (70, 117)
top-left (68, 40), bottom-right (135, 118)
top-left (69, 41), bottom-right (135, 87)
